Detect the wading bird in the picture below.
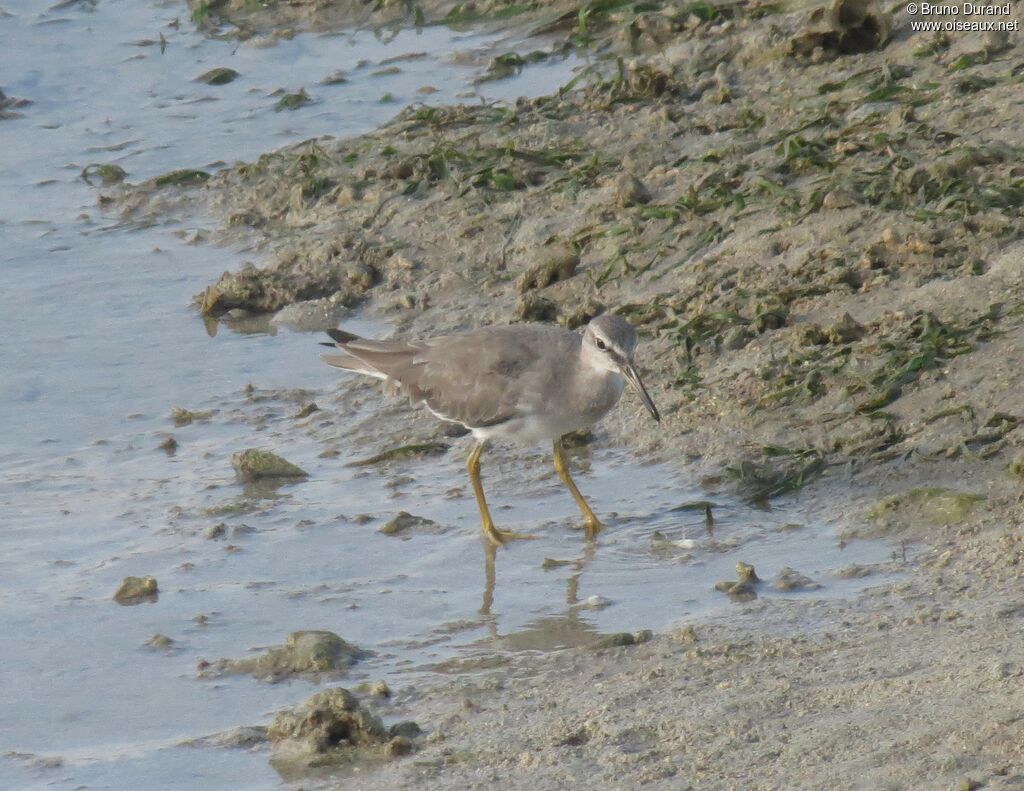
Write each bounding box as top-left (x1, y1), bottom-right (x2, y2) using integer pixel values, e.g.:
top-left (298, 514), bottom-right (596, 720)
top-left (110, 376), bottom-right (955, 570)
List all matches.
top-left (321, 314), bottom-right (660, 547)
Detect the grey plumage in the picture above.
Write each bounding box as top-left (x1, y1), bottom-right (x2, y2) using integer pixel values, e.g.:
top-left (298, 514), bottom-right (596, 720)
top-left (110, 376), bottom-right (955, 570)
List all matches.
top-left (323, 325), bottom-right (575, 431)
top-left (320, 313), bottom-right (659, 546)
top-left (321, 315), bottom-right (657, 441)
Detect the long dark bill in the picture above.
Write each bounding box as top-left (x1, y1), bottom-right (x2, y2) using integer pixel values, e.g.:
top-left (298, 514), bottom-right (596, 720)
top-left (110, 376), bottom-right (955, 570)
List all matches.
top-left (621, 362), bottom-right (661, 422)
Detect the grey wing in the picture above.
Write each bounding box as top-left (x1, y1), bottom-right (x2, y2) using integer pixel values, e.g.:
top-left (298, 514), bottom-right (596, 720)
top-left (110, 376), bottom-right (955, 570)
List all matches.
top-left (410, 328), bottom-right (550, 428)
top-left (416, 324), bottom-right (588, 428)
top-left (326, 325), bottom-right (573, 428)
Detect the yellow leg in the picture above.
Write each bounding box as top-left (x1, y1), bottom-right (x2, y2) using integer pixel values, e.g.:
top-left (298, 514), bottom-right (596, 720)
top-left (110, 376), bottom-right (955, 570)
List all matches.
top-left (553, 438), bottom-right (604, 539)
top-left (467, 442), bottom-right (535, 547)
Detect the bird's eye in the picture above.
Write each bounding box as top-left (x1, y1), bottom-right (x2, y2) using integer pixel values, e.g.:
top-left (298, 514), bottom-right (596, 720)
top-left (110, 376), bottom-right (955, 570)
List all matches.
top-left (596, 339), bottom-right (607, 351)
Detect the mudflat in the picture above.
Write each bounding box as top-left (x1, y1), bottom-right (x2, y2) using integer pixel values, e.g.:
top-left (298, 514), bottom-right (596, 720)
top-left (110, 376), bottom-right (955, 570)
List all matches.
top-left (116, 1), bottom-right (1024, 787)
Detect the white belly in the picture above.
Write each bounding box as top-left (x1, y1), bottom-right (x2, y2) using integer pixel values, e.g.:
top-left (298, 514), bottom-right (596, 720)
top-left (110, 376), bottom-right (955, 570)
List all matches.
top-left (470, 374), bottom-right (625, 444)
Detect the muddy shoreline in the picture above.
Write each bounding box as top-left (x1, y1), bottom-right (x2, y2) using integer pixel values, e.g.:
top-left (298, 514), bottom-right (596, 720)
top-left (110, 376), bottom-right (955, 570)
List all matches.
top-left (115, 0), bottom-right (1024, 787)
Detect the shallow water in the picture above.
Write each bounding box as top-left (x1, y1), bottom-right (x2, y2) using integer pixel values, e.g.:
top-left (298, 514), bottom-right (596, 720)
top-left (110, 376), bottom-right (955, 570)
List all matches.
top-left (0, 2), bottom-right (895, 788)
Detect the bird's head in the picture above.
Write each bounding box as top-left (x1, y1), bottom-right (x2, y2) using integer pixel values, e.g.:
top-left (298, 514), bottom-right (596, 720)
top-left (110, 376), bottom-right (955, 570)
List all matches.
top-left (582, 314), bottom-right (660, 422)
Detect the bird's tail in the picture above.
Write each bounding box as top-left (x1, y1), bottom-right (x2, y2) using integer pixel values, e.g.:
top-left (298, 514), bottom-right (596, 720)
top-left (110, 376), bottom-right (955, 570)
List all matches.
top-left (320, 327), bottom-right (425, 391)
top-left (319, 328), bottom-right (389, 380)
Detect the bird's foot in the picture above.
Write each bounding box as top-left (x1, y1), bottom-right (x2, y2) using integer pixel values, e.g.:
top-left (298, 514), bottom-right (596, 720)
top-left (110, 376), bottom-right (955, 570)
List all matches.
top-left (484, 524), bottom-right (538, 547)
top-left (583, 516), bottom-right (604, 540)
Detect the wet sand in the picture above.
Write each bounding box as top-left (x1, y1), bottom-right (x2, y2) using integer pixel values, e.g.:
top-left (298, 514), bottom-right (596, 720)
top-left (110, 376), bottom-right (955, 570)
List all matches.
top-left (6, 0), bottom-right (1024, 787)
top-left (120, 0), bottom-right (1024, 782)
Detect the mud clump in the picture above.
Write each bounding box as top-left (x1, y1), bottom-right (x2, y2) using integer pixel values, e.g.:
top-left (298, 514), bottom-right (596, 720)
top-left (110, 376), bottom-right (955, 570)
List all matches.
top-left (591, 630), bottom-right (654, 650)
top-left (515, 293), bottom-right (558, 323)
top-left (516, 246), bottom-right (579, 293)
top-left (145, 634), bottom-right (175, 650)
top-left (772, 567), bottom-right (822, 592)
top-left (231, 448), bottom-right (308, 481)
top-left (171, 406), bottom-right (213, 426)
top-left (199, 630), bottom-right (364, 682)
top-left (195, 67), bottom-right (239, 85)
top-left (274, 89), bottom-right (313, 112)
top-left (614, 172), bottom-right (652, 207)
top-left (715, 562), bottom-right (761, 601)
top-left (378, 511), bottom-right (440, 536)
top-left (199, 259), bottom-right (379, 317)
top-left (385, 735), bottom-right (415, 757)
top-left (81, 163), bottom-right (127, 185)
top-left (113, 575), bottom-right (158, 605)
top-left (789, 0), bottom-right (892, 58)
top-left (268, 687), bottom-right (417, 770)
top-left (1, 87), bottom-right (32, 120)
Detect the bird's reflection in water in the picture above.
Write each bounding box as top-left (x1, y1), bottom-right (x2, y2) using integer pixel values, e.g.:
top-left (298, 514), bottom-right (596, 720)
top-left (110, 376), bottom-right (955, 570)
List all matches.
top-left (479, 540), bottom-right (605, 651)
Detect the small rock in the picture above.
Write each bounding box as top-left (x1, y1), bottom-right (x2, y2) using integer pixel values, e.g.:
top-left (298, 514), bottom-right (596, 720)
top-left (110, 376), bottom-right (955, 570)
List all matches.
top-left (715, 562), bottom-right (760, 601)
top-left (171, 406), bottom-right (213, 426)
top-left (615, 172), bottom-right (652, 206)
top-left (370, 680), bottom-right (391, 698)
top-left (592, 630), bottom-right (652, 650)
top-left (379, 511), bottom-right (437, 536)
top-left (195, 67), bottom-right (239, 85)
top-left (158, 436), bottom-right (178, 455)
top-left (200, 630), bottom-right (364, 682)
top-left (735, 562), bottom-right (759, 584)
top-left (113, 575), bottom-right (158, 604)
top-left (386, 735), bottom-right (414, 757)
top-left (772, 567), bottom-right (822, 592)
top-left (442, 423), bottom-right (470, 438)
top-left (835, 564), bottom-right (874, 579)
top-left (320, 70), bottom-right (349, 85)
top-left (205, 523), bottom-right (228, 539)
top-left (389, 721), bottom-right (422, 739)
top-left (1009, 450), bottom-right (1024, 478)
top-left (231, 448), bottom-right (307, 481)
top-left (577, 595), bottom-right (613, 610)
top-left (715, 580), bottom-right (758, 601)
top-left (145, 634), bottom-right (174, 649)
top-left (268, 687), bottom-right (387, 766)
top-left (274, 89), bottom-right (312, 112)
